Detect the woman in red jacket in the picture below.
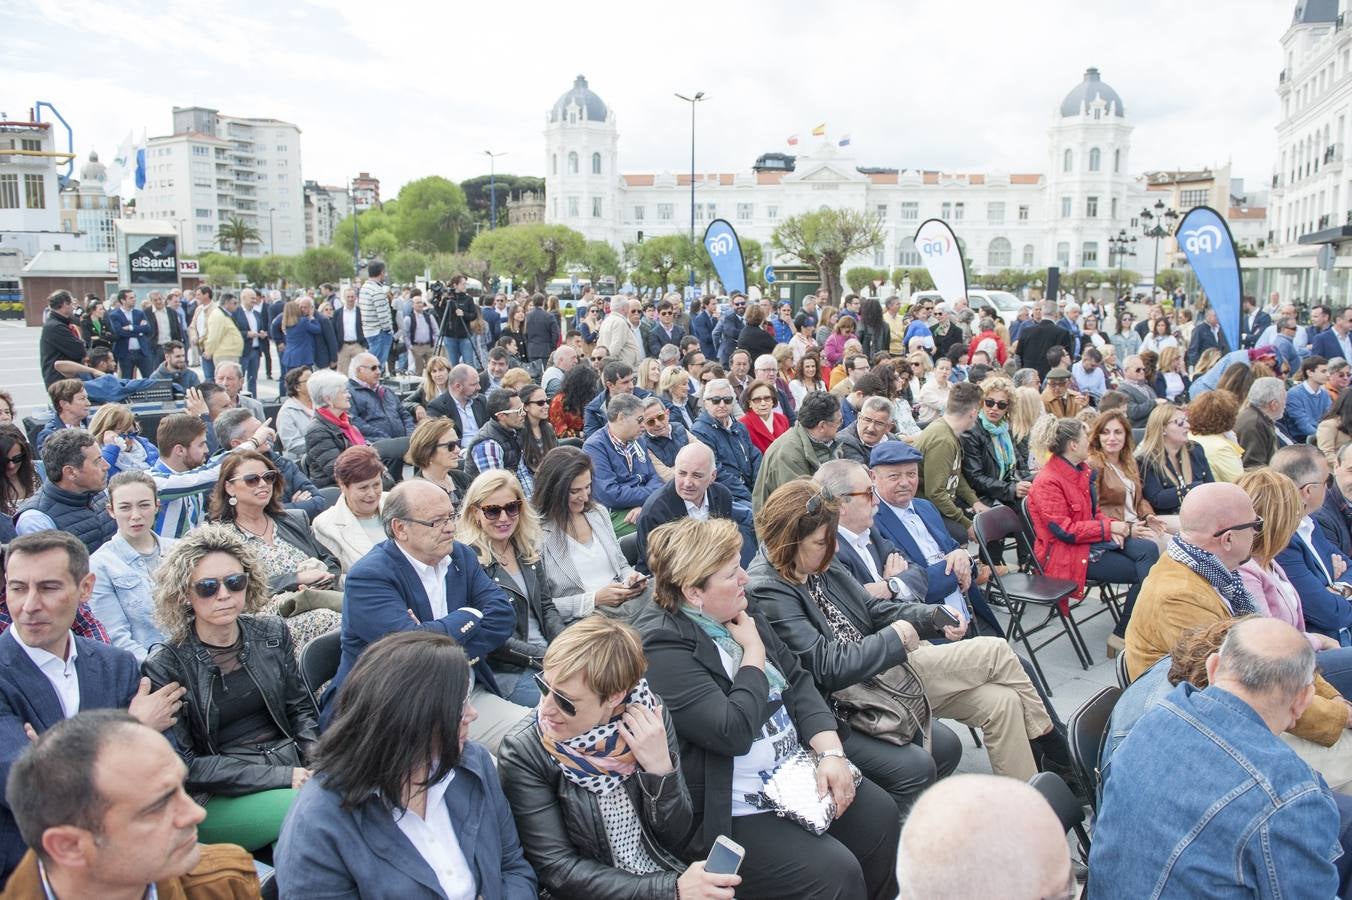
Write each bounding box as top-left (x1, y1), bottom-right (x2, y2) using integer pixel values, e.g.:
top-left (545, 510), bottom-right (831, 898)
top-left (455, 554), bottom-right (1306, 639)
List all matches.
top-left (1026, 417), bottom-right (1160, 658)
top-left (739, 378), bottom-right (790, 453)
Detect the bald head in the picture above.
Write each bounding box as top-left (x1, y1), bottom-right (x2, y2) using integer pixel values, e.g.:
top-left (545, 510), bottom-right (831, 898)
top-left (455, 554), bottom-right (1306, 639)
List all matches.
top-left (673, 442), bottom-right (716, 504)
top-left (675, 441), bottom-right (714, 470)
top-left (1178, 483), bottom-right (1256, 569)
top-left (898, 775), bottom-right (1071, 900)
top-left (1208, 618), bottom-right (1317, 734)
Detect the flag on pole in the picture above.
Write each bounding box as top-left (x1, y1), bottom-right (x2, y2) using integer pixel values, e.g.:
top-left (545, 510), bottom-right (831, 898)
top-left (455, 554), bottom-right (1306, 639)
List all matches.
top-left (811, 123), bottom-right (826, 136)
top-left (104, 132), bottom-right (135, 197)
top-left (134, 129), bottom-right (148, 191)
top-left (787, 134), bottom-right (799, 146)
top-left (837, 134), bottom-right (851, 147)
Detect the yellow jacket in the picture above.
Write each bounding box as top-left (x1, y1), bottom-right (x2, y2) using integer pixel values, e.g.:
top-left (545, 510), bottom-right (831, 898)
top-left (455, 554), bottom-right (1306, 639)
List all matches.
top-left (203, 306), bottom-right (244, 360)
top-left (1192, 432), bottom-right (1244, 483)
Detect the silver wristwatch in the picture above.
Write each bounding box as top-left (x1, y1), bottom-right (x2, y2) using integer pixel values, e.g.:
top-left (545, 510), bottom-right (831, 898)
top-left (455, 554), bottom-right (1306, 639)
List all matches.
top-left (886, 576), bottom-right (907, 598)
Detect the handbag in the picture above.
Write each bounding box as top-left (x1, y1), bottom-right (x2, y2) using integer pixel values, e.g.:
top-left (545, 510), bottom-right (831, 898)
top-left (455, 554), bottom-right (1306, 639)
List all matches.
top-left (831, 661), bottom-right (932, 749)
top-left (758, 746), bottom-right (859, 836)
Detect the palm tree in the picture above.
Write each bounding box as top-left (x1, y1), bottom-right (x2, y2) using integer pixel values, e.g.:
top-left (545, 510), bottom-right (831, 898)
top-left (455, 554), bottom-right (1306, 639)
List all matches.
top-left (217, 217), bottom-right (261, 257)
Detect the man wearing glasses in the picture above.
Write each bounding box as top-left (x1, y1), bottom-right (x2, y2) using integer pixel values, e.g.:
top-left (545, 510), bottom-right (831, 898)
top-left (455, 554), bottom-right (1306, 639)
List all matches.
top-left (712, 292), bottom-right (747, 367)
top-left (581, 393), bottom-right (662, 536)
top-left (346, 352), bottom-right (415, 441)
top-left (1119, 355), bottom-right (1166, 427)
top-left (643, 297), bottom-right (686, 360)
top-left (691, 378), bottom-right (761, 505)
top-left (464, 389), bottom-right (532, 497)
top-left (325, 479), bottom-right (519, 750)
top-left (636, 396), bottom-right (691, 475)
top-left (1272, 445), bottom-right (1352, 647)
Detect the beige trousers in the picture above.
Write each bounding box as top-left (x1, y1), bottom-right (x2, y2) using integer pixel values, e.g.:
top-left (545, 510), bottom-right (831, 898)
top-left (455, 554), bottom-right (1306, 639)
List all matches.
top-left (408, 343), bottom-right (435, 375)
top-left (468, 684), bottom-right (532, 755)
top-left (1281, 731), bottom-right (1352, 793)
top-left (909, 636), bottom-right (1054, 780)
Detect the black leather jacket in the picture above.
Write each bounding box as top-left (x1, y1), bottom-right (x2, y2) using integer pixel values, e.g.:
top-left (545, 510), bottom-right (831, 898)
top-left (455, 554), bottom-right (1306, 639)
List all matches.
top-left (483, 555), bottom-right (566, 672)
top-left (497, 708), bottom-right (691, 900)
top-left (141, 615), bottom-right (320, 797)
top-left (959, 422), bottom-right (1031, 506)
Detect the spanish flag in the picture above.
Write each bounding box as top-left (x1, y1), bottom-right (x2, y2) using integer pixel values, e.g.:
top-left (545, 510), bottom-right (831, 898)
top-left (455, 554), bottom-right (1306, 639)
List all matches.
top-left (811, 123), bottom-right (826, 136)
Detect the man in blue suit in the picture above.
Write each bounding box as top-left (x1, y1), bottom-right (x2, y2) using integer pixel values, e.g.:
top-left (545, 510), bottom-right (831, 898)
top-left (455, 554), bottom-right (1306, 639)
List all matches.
top-left (1312, 306), bottom-right (1352, 364)
top-left (1241, 295), bottom-right (1272, 350)
top-left (1185, 307), bottom-right (1230, 368)
top-left (107, 289), bottom-right (154, 378)
top-left (817, 459), bottom-right (930, 604)
top-left (691, 295), bottom-right (718, 360)
top-left (325, 480), bottom-right (519, 750)
top-left (867, 441), bottom-right (1004, 636)
top-left (1272, 445), bottom-right (1352, 647)
top-left (581, 393), bottom-right (663, 537)
top-left (0, 531), bottom-right (186, 877)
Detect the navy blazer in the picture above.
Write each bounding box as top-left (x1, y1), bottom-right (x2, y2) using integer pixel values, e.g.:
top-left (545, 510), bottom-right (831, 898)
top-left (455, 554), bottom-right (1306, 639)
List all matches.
top-left (834, 525), bottom-right (929, 601)
top-left (1242, 310), bottom-right (1272, 349)
top-left (0, 632), bottom-right (140, 876)
top-left (324, 540), bottom-right (515, 718)
top-left (691, 309), bottom-right (717, 359)
top-left (333, 307), bottom-right (367, 346)
top-left (1315, 486), bottom-right (1352, 558)
top-left (107, 306), bottom-right (152, 362)
top-left (1311, 328), bottom-right (1352, 364)
top-left (1275, 526), bottom-right (1352, 641)
top-left (275, 740), bottom-right (536, 900)
top-left (634, 479), bottom-right (735, 575)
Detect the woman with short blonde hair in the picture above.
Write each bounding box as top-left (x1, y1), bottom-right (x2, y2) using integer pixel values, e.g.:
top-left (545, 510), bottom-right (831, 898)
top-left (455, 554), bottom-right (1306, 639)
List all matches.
top-left (404, 416), bottom-right (470, 502)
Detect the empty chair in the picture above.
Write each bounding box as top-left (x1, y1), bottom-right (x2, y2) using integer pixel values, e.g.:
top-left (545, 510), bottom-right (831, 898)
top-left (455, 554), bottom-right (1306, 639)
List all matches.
top-left (1066, 685), bottom-right (1123, 811)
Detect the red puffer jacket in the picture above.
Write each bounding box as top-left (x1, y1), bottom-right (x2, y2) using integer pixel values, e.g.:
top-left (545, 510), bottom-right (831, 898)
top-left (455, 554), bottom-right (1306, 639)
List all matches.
top-left (1027, 454), bottom-right (1115, 600)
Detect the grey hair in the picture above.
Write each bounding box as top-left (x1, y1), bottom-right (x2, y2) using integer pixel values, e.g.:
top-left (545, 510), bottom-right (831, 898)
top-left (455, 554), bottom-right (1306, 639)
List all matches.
top-left (607, 393), bottom-right (644, 422)
top-left (610, 297), bottom-right (630, 315)
top-left (307, 369), bottom-right (349, 408)
top-left (215, 360), bottom-right (243, 379)
top-left (214, 407), bottom-right (256, 448)
top-left (1270, 444), bottom-right (1325, 486)
top-left (704, 378), bottom-right (732, 398)
top-left (1012, 368), bottom-right (1040, 389)
top-left (1246, 376), bottom-right (1287, 410)
top-left (347, 352), bottom-right (378, 379)
top-left (861, 396), bottom-right (894, 417)
top-left (755, 354), bottom-right (777, 370)
top-left (641, 395), bottom-right (666, 411)
top-left (1042, 300), bottom-right (1059, 317)
top-left (658, 344), bottom-right (680, 365)
top-left (979, 317), bottom-right (995, 332)
top-left (1330, 357), bottom-right (1349, 374)
top-left (1216, 619), bottom-right (1316, 699)
top-left (1276, 315), bottom-right (1296, 330)
top-left (1338, 441), bottom-right (1352, 468)
top-left (814, 458), bottom-right (868, 496)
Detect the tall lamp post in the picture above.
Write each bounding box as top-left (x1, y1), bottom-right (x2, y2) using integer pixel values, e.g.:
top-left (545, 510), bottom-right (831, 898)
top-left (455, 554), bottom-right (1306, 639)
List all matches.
top-left (1139, 198), bottom-right (1178, 300)
top-left (349, 178), bottom-right (360, 277)
top-left (1107, 228), bottom-right (1137, 300)
top-left (268, 207), bottom-right (276, 256)
top-left (675, 91), bottom-right (707, 292)
top-left (484, 150), bottom-right (507, 230)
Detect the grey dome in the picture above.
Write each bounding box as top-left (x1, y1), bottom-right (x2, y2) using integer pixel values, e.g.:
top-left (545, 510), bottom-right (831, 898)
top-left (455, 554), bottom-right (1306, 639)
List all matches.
top-left (550, 75), bottom-right (609, 124)
top-left (1059, 67), bottom-right (1125, 118)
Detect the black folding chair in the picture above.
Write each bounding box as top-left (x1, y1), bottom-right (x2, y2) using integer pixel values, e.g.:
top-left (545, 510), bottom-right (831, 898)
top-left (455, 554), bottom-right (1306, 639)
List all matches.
top-left (300, 628), bottom-right (342, 700)
top-left (1029, 771), bottom-right (1091, 858)
top-left (972, 506), bottom-right (1082, 696)
top-left (1115, 650), bottom-right (1131, 688)
top-left (1067, 685), bottom-right (1122, 813)
top-left (618, 532), bottom-right (639, 567)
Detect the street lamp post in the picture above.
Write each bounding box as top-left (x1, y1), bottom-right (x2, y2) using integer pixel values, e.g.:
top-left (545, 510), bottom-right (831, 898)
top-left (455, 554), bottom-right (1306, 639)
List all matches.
top-left (1139, 199), bottom-right (1178, 300)
top-left (484, 150), bottom-right (507, 230)
top-left (268, 207), bottom-right (276, 256)
top-left (350, 179), bottom-right (360, 277)
top-left (1107, 228), bottom-right (1137, 300)
top-left (675, 91), bottom-right (707, 292)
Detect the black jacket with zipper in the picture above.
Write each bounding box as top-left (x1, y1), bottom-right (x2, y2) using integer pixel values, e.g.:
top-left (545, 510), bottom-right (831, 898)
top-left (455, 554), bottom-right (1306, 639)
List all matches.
top-left (959, 423), bottom-right (1032, 506)
top-left (141, 614), bottom-right (320, 797)
top-left (483, 554), bottom-right (566, 672)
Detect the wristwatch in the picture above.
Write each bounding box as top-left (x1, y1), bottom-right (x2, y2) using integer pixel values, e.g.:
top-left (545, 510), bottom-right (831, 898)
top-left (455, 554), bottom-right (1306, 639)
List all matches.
top-left (816, 749), bottom-right (847, 763)
top-left (886, 576), bottom-right (907, 599)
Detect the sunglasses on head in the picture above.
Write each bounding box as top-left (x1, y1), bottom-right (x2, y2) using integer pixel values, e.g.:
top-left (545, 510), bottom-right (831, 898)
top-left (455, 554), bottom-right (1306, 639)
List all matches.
top-left (534, 673), bottom-right (577, 716)
top-left (983, 398), bottom-right (1009, 410)
top-left (478, 500), bottom-right (522, 520)
top-left (192, 573), bottom-right (249, 599)
top-left (229, 470), bottom-right (278, 487)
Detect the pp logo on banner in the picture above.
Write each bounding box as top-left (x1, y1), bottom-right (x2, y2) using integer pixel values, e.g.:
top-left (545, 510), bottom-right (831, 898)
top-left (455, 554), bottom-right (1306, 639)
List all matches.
top-left (920, 235), bottom-right (953, 258)
top-left (1180, 224), bottom-right (1224, 255)
top-left (702, 218), bottom-right (747, 295)
top-left (707, 233), bottom-right (735, 257)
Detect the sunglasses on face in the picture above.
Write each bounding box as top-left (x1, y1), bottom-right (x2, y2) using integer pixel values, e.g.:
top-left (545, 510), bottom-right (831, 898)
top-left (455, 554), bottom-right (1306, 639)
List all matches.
top-left (644, 413), bottom-right (668, 425)
top-left (229, 471), bottom-right (278, 487)
top-left (708, 396), bottom-right (735, 405)
top-left (750, 394), bottom-right (774, 403)
top-left (1212, 516), bottom-right (1264, 538)
top-left (478, 500), bottom-right (522, 521)
top-left (984, 398), bottom-right (1009, 410)
top-left (6, 451), bottom-right (25, 466)
top-left (436, 440), bottom-right (461, 452)
top-left (534, 673), bottom-right (577, 716)
top-left (192, 572), bottom-right (249, 599)
top-left (525, 399), bottom-right (549, 408)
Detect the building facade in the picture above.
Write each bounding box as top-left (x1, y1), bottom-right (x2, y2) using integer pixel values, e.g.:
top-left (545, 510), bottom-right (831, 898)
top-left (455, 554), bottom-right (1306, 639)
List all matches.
top-left (303, 180), bottom-right (344, 249)
top-left (544, 69), bottom-right (1157, 279)
top-left (0, 119), bottom-right (67, 259)
top-left (134, 106), bottom-right (305, 257)
top-left (351, 172), bottom-right (380, 211)
top-left (59, 151), bottom-right (121, 254)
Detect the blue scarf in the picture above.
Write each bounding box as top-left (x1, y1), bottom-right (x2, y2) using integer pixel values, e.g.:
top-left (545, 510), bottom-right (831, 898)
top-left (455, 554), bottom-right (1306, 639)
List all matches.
top-left (980, 413), bottom-right (1015, 479)
top-left (683, 606), bottom-right (786, 693)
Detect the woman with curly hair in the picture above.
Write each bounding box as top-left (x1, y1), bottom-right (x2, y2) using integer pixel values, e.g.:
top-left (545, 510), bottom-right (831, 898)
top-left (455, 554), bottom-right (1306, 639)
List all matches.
top-left (1187, 390), bottom-right (1244, 482)
top-left (141, 523), bottom-right (320, 851)
top-left (551, 364), bottom-right (600, 439)
top-left (872, 360), bottom-right (921, 438)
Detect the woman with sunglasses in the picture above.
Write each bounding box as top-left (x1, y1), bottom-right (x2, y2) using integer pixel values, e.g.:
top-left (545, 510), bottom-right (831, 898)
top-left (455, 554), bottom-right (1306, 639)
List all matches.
top-left (659, 365), bottom-right (698, 430)
top-left (89, 471), bottom-right (173, 662)
top-left (499, 616), bottom-right (742, 900)
top-left (1028, 418), bottom-right (1161, 658)
top-left (313, 446), bottom-right (386, 572)
top-left (740, 378), bottom-right (790, 454)
top-left (459, 470), bottom-right (565, 707)
top-left (635, 516), bottom-right (901, 900)
top-left (551, 364), bottom-right (600, 440)
top-left (277, 630), bottom-right (537, 898)
top-left (0, 425), bottom-right (37, 518)
top-left (960, 377), bottom-right (1032, 518)
top-left (1136, 402), bottom-right (1215, 516)
top-left (518, 383), bottom-right (557, 484)
top-left (141, 523), bottom-right (319, 852)
top-left (88, 402), bottom-right (158, 476)
top-left (405, 416), bottom-right (471, 504)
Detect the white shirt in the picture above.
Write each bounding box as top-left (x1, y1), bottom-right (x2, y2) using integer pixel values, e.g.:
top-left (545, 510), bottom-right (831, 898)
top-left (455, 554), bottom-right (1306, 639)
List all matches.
top-left (566, 532), bottom-right (617, 593)
top-left (391, 770), bottom-right (476, 900)
top-left (12, 628), bottom-right (80, 719)
top-left (397, 545), bottom-right (452, 619)
top-left (684, 496), bottom-right (711, 521)
top-left (455, 397), bottom-right (480, 443)
top-left (342, 307), bottom-right (359, 341)
top-left (1297, 517), bottom-right (1337, 586)
top-left (838, 524), bottom-right (883, 582)
top-left (243, 307), bottom-right (260, 347)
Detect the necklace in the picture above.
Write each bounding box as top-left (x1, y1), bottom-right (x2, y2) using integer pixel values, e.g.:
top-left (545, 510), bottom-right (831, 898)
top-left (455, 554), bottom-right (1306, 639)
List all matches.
top-left (234, 516), bottom-right (274, 541)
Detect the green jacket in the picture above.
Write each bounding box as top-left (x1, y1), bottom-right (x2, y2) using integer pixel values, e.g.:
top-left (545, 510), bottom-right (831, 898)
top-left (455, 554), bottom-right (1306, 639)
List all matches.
top-left (752, 423), bottom-right (835, 511)
top-left (911, 418), bottom-right (978, 528)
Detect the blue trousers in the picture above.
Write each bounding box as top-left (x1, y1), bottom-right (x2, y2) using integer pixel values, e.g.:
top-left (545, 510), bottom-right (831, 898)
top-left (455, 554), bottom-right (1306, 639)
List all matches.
top-left (366, 330), bottom-right (393, 367)
top-left (1086, 537), bottom-right (1160, 637)
top-left (446, 337), bottom-right (476, 366)
top-left (240, 350), bottom-right (260, 398)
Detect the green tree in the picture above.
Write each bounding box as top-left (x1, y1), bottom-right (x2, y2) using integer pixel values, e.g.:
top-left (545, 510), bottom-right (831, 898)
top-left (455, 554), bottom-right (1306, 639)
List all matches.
top-left (461, 174), bottom-right (545, 232)
top-left (469, 224), bottom-right (585, 291)
top-left (203, 259), bottom-right (238, 286)
top-left (629, 235), bottom-right (688, 292)
top-left (294, 247), bottom-right (352, 285)
top-left (255, 254), bottom-right (295, 287)
top-left (891, 267), bottom-right (934, 292)
top-left (333, 207), bottom-right (396, 258)
top-left (772, 209), bottom-right (884, 304)
top-left (362, 229), bottom-right (399, 259)
top-left (390, 249), bottom-right (431, 283)
top-left (845, 267), bottom-right (887, 293)
top-left (216, 217), bottom-right (260, 257)
top-left (1155, 269), bottom-right (1183, 295)
top-left (578, 240), bottom-right (621, 285)
top-left (394, 176), bottom-right (472, 252)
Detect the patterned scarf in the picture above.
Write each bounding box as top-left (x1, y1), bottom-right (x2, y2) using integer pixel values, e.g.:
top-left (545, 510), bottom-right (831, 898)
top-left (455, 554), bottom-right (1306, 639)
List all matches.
top-left (980, 413), bottom-right (1016, 479)
top-left (1166, 536), bottom-right (1256, 616)
top-left (683, 605), bottom-right (787, 693)
top-left (539, 679), bottom-right (658, 795)
top-left (606, 427), bottom-right (647, 473)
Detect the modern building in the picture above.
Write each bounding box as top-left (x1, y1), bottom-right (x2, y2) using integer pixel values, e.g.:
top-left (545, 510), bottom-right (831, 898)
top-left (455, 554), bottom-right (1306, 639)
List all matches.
top-left (0, 118), bottom-right (68, 259)
top-left (133, 106), bottom-right (305, 257)
top-left (543, 69), bottom-right (1162, 280)
top-left (351, 172), bottom-right (380, 211)
top-left (303, 180), bottom-right (345, 248)
top-left (59, 151), bottom-right (122, 254)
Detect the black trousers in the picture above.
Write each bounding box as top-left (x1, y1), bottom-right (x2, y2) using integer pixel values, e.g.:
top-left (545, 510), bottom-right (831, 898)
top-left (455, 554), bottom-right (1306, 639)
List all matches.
top-left (843, 721), bottom-right (961, 822)
top-left (1086, 536), bottom-right (1159, 637)
top-left (728, 776), bottom-right (901, 900)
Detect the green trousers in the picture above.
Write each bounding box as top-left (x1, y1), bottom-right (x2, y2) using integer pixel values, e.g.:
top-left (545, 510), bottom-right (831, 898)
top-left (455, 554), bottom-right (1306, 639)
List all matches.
top-left (610, 506), bottom-right (637, 538)
top-left (199, 788), bottom-right (300, 851)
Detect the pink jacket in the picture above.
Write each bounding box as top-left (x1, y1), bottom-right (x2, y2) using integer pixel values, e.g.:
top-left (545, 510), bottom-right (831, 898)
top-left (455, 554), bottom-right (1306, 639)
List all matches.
top-left (1237, 558), bottom-right (1312, 636)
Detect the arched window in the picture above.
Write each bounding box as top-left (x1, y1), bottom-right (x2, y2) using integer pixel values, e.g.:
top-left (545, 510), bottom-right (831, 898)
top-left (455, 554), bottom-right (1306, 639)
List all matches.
top-left (551, 154), bottom-right (557, 175)
top-left (1063, 149), bottom-right (1073, 173)
top-left (591, 152), bottom-right (602, 175)
top-left (1113, 148), bottom-right (1121, 173)
top-left (1089, 148), bottom-right (1101, 172)
top-left (1022, 244), bottom-right (1035, 266)
top-left (567, 152), bottom-right (578, 174)
top-left (987, 237), bottom-right (1012, 267)
top-left (896, 237), bottom-right (921, 266)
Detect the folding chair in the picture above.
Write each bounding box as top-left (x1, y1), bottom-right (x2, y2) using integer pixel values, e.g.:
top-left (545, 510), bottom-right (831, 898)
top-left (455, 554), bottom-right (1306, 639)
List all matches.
top-left (1067, 685), bottom-right (1123, 813)
top-left (1115, 651), bottom-right (1131, 689)
top-left (1029, 772), bottom-right (1091, 858)
top-left (972, 506), bottom-right (1083, 696)
top-left (300, 628), bottom-right (342, 700)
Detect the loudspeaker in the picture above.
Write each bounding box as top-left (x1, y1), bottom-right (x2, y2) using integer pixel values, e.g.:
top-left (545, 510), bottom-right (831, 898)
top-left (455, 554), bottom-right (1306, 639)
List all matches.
top-left (1045, 267), bottom-right (1060, 302)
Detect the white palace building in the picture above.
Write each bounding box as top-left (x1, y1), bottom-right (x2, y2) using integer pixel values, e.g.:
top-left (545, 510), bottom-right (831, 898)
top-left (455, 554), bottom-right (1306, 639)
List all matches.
top-left (544, 69), bottom-right (1159, 280)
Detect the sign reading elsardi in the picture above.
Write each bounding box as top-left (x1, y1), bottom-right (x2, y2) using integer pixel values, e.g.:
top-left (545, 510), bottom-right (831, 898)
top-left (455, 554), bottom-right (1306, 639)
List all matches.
top-left (126, 235), bottom-right (178, 285)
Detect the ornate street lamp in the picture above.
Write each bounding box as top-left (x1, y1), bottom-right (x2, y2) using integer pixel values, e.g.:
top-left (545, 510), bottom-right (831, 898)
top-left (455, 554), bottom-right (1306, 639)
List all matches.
top-left (1139, 199), bottom-right (1178, 299)
top-left (1107, 228), bottom-right (1137, 299)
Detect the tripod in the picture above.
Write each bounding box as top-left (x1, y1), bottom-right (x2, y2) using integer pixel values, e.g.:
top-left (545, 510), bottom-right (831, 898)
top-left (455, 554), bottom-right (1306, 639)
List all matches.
top-left (431, 290), bottom-right (484, 370)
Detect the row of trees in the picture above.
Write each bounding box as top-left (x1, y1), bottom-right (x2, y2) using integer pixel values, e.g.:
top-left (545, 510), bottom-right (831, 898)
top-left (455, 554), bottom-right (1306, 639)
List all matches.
top-left (842, 265), bottom-right (1159, 296)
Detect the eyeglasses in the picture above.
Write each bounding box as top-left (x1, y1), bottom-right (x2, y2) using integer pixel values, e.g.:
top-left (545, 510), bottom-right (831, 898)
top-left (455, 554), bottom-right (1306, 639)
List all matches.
top-left (591, 355), bottom-right (607, 362)
top-left (1169, 418), bottom-right (1189, 428)
top-left (750, 394), bottom-right (774, 403)
top-left (435, 440), bottom-right (461, 452)
top-left (228, 470), bottom-right (278, 487)
top-left (525, 399), bottom-right (549, 408)
top-left (707, 396), bottom-right (735, 405)
top-left (983, 398), bottom-right (1009, 410)
top-left (400, 511), bottom-right (459, 530)
top-left (1212, 516), bottom-right (1264, 539)
top-left (191, 573), bottom-right (249, 599)
top-left (840, 489), bottom-right (874, 501)
top-left (478, 500), bottom-right (522, 520)
top-left (534, 673), bottom-right (577, 717)
top-left (6, 451), bottom-right (25, 466)
top-left (643, 412), bottom-right (668, 425)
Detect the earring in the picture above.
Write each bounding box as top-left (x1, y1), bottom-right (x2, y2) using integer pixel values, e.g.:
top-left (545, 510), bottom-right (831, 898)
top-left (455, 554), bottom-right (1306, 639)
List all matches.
top-left (228, 496), bottom-right (237, 507)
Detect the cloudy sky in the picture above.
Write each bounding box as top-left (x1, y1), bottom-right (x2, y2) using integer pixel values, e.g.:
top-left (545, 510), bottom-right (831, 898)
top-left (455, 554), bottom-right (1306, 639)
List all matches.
top-left (5, 0), bottom-right (1295, 201)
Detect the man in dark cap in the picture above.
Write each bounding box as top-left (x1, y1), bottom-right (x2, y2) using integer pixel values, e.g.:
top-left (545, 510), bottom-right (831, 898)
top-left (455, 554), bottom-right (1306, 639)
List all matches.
top-left (1041, 367), bottom-right (1086, 418)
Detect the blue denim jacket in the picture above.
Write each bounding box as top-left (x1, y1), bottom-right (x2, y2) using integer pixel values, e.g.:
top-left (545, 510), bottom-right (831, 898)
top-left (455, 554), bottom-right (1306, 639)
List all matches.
top-left (88, 532), bottom-right (174, 663)
top-left (1089, 682), bottom-right (1342, 899)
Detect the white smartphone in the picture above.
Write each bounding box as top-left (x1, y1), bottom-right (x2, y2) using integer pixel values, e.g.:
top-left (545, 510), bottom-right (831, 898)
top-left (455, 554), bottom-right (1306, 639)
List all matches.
top-left (704, 834), bottom-right (745, 876)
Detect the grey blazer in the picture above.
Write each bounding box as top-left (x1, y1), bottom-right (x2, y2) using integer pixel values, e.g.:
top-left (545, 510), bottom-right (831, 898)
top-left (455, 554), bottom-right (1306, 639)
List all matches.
top-left (539, 506), bottom-right (636, 621)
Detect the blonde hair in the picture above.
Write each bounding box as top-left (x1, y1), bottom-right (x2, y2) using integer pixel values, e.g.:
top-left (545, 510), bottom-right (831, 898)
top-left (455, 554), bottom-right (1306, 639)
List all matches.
top-left (456, 470), bottom-right (541, 565)
top-left (500, 368), bottom-right (533, 392)
top-left (1008, 386), bottom-right (1045, 443)
top-left (88, 403), bottom-right (135, 437)
top-left (647, 517), bottom-right (743, 612)
top-left (659, 366), bottom-right (690, 395)
top-left (907, 351), bottom-right (933, 378)
top-left (152, 523), bottom-right (271, 644)
top-left (420, 357), bottom-right (452, 402)
top-left (542, 616), bottom-right (646, 700)
top-left (1135, 403), bottom-right (1186, 478)
top-left (1238, 468), bottom-right (1304, 565)
top-left (1028, 413), bottom-right (1061, 461)
top-left (637, 358), bottom-right (662, 393)
top-left (981, 376), bottom-right (1013, 402)
top-left (282, 299), bottom-right (302, 331)
top-left (1193, 347), bottom-right (1223, 377)
top-left (1157, 345), bottom-right (1182, 377)
top-left (404, 417), bottom-right (458, 468)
